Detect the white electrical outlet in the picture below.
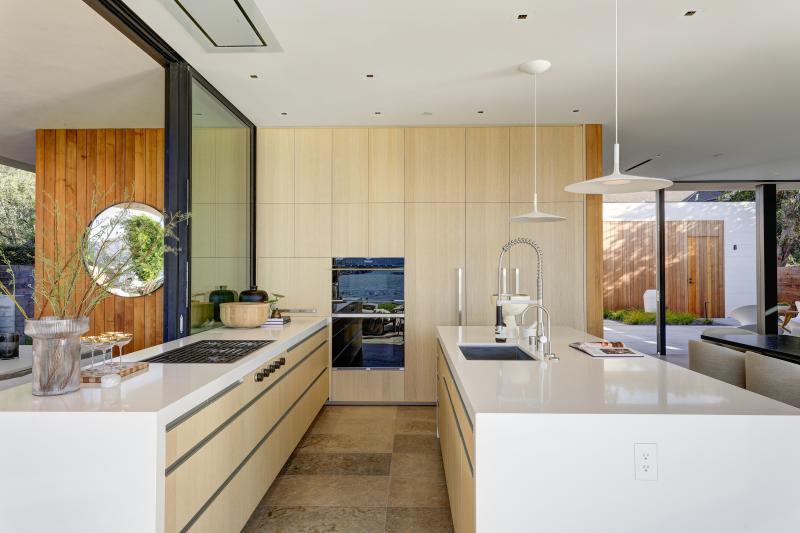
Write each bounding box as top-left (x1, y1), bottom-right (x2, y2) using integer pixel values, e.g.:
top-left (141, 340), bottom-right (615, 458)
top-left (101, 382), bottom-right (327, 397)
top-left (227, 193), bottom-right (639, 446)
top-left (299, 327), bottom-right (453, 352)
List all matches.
top-left (634, 443), bottom-right (658, 481)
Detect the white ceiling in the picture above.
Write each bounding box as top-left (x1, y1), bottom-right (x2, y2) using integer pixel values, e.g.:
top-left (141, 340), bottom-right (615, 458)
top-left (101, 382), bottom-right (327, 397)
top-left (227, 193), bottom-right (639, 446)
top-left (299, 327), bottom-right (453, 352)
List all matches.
top-left (0, 0), bottom-right (164, 167)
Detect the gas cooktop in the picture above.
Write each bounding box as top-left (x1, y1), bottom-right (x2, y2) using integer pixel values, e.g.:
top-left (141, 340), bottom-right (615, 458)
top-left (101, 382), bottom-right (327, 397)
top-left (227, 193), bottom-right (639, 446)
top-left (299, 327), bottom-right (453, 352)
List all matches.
top-left (143, 340), bottom-right (273, 364)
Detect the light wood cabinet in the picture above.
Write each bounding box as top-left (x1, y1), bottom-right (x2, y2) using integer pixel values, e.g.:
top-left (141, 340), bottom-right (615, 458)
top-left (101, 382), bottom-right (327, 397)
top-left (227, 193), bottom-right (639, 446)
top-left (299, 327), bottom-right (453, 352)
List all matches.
top-left (437, 343), bottom-right (475, 533)
top-left (466, 127), bottom-right (509, 202)
top-left (164, 328), bottom-right (330, 533)
top-left (510, 202), bottom-right (586, 330)
top-left (256, 203), bottom-right (294, 257)
top-left (405, 203), bottom-right (465, 401)
top-left (405, 128), bottom-right (465, 202)
top-left (257, 257), bottom-right (331, 316)
top-left (332, 203), bottom-right (369, 256)
top-left (510, 126), bottom-right (584, 203)
top-left (295, 128), bottom-right (332, 203)
top-left (294, 203), bottom-right (332, 257)
top-left (257, 128), bottom-right (294, 204)
top-left (466, 203), bottom-right (509, 326)
top-left (368, 202), bottom-right (404, 257)
top-left (369, 128), bottom-right (404, 202)
top-left (330, 369), bottom-right (404, 402)
top-left (332, 128), bottom-right (369, 203)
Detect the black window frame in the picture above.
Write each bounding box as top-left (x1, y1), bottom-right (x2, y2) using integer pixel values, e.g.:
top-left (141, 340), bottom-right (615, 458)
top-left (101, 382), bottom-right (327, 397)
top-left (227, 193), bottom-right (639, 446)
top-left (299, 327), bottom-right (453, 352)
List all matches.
top-left (84, 0), bottom-right (258, 341)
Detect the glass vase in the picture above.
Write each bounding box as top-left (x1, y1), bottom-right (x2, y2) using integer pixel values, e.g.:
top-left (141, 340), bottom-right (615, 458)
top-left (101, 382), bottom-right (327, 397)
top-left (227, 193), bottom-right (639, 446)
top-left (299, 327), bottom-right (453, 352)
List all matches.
top-left (24, 317), bottom-right (90, 396)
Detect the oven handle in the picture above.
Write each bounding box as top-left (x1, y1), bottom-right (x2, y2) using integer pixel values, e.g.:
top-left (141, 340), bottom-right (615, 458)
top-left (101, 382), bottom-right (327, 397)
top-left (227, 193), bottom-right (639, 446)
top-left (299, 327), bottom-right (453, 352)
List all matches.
top-left (332, 313), bottom-right (405, 318)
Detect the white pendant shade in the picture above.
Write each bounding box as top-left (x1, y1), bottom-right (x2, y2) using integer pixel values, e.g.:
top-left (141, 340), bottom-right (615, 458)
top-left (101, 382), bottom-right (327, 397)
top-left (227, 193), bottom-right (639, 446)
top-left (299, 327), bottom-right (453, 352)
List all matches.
top-left (514, 59), bottom-right (565, 223)
top-left (564, 0), bottom-right (673, 196)
top-left (565, 144), bottom-right (673, 194)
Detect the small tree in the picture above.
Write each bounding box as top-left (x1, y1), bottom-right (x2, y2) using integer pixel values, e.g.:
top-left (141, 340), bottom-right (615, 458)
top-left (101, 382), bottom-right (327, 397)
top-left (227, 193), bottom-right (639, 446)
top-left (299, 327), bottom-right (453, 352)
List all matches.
top-left (717, 189), bottom-right (800, 266)
top-left (0, 165), bottom-right (35, 264)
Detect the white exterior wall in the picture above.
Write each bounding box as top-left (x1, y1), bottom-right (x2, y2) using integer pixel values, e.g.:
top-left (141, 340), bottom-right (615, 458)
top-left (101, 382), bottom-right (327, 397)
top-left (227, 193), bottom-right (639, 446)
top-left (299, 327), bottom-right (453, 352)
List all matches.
top-left (603, 202), bottom-right (756, 317)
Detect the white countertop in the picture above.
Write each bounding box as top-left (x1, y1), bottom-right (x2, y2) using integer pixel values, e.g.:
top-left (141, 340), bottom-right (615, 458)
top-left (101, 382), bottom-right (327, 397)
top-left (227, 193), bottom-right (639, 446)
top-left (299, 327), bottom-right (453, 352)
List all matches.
top-left (438, 325), bottom-right (800, 420)
top-left (0, 317), bottom-right (327, 424)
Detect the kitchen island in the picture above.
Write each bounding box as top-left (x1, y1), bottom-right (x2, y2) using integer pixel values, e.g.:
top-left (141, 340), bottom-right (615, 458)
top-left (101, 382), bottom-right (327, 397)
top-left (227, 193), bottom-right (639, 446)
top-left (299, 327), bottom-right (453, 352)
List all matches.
top-left (0, 317), bottom-right (329, 533)
top-left (437, 325), bottom-right (800, 533)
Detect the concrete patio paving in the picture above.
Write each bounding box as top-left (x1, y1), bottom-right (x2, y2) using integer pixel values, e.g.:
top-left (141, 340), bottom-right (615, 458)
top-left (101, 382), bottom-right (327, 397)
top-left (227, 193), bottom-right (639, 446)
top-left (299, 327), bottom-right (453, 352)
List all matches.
top-left (602, 320), bottom-right (714, 368)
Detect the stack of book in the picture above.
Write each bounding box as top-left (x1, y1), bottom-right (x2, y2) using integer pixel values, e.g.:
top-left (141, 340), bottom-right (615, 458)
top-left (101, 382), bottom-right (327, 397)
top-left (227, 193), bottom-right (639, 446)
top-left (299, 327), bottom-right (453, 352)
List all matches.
top-left (265, 316), bottom-right (291, 327)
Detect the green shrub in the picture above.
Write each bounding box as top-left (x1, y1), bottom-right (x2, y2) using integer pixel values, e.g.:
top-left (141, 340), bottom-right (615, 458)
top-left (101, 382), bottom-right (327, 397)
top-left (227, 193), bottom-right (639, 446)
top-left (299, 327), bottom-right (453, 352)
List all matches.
top-left (604, 308), bottom-right (699, 325)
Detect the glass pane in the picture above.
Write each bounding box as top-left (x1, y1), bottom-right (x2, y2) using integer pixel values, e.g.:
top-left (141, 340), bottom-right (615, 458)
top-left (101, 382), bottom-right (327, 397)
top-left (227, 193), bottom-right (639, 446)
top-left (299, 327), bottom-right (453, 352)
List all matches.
top-left (190, 79), bottom-right (251, 334)
top-left (665, 189), bottom-right (756, 365)
top-left (776, 188), bottom-right (800, 336)
top-left (602, 192), bottom-right (658, 355)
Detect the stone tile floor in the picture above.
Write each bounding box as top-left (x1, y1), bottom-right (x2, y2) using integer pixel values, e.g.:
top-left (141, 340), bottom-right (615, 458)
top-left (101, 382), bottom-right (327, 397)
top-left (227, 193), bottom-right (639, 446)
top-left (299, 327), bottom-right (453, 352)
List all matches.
top-left (243, 405), bottom-right (453, 532)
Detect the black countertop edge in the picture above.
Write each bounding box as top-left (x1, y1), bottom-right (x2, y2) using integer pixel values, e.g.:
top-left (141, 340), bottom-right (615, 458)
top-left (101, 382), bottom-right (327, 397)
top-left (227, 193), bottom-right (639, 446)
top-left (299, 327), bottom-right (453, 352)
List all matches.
top-left (700, 334), bottom-right (800, 365)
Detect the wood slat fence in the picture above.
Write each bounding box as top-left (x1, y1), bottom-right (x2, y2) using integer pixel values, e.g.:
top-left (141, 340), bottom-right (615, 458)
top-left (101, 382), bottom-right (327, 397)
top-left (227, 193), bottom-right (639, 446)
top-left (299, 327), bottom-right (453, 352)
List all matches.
top-left (604, 220), bottom-right (725, 318)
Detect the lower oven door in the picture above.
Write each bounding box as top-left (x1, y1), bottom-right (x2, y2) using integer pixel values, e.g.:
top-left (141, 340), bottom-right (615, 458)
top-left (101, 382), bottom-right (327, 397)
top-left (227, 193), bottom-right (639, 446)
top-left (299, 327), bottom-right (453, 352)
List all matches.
top-left (331, 314), bottom-right (404, 369)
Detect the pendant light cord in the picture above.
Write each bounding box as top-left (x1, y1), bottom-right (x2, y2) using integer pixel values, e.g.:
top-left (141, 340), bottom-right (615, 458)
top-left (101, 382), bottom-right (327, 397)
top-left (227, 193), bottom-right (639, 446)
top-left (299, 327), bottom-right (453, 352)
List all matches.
top-left (615, 0), bottom-right (619, 145)
top-left (533, 71), bottom-right (538, 207)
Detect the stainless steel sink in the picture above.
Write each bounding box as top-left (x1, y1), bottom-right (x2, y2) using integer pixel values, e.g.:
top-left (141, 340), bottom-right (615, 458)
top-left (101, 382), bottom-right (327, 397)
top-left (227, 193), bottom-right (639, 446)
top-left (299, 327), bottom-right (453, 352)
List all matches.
top-left (459, 345), bottom-right (535, 361)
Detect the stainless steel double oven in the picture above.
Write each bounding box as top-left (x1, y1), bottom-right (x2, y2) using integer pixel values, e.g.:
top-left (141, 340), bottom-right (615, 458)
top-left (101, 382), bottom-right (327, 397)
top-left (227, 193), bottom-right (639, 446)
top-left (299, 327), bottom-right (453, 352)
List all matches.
top-left (331, 258), bottom-right (404, 369)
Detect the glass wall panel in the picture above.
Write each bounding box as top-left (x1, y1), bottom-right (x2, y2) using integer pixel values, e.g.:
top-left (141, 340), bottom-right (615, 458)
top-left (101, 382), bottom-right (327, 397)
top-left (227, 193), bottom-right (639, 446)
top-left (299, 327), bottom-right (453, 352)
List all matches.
top-left (775, 187), bottom-right (800, 336)
top-left (602, 193), bottom-right (658, 355)
top-left (664, 189), bottom-right (756, 365)
top-left (190, 79), bottom-right (251, 334)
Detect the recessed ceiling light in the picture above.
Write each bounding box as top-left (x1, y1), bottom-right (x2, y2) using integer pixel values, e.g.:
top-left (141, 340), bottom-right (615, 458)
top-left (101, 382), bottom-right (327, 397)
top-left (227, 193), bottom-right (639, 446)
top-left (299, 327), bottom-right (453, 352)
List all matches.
top-left (373, 111), bottom-right (382, 115)
top-left (655, 154), bottom-right (662, 158)
top-left (366, 74), bottom-right (374, 78)
top-left (477, 110), bottom-right (485, 114)
top-left (517, 14), bottom-right (528, 20)
top-left (193, 113), bottom-right (203, 116)
top-left (422, 111), bottom-right (433, 116)
top-left (280, 112), bottom-right (287, 116)
top-left (572, 109), bottom-right (580, 113)
top-left (713, 153), bottom-right (724, 158)
top-left (250, 74), bottom-right (258, 79)
top-left (684, 10), bottom-right (697, 16)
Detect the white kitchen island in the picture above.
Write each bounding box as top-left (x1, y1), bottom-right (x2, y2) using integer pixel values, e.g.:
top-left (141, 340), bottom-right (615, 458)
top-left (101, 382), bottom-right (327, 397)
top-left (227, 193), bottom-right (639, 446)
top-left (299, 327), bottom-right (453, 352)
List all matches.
top-left (437, 325), bottom-right (800, 533)
top-left (0, 317), bottom-right (329, 533)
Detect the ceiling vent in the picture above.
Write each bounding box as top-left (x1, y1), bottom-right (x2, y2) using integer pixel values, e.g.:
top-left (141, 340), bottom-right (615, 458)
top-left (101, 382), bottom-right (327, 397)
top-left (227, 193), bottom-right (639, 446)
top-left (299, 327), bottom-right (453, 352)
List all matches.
top-left (168, 0), bottom-right (282, 52)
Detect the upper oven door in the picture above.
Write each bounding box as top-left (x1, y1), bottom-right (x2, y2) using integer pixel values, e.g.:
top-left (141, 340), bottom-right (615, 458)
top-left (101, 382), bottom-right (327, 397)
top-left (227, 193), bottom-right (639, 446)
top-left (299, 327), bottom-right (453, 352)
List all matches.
top-left (331, 257), bottom-right (404, 314)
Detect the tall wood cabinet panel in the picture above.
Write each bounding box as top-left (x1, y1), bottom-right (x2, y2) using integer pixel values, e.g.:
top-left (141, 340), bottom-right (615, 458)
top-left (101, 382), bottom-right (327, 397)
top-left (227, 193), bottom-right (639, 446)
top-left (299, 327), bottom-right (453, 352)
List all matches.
top-left (191, 128), bottom-right (215, 204)
top-left (332, 128), bottom-right (369, 203)
top-left (405, 203), bottom-right (465, 401)
top-left (510, 126), bottom-right (584, 203)
top-left (466, 203), bottom-right (510, 326)
top-left (256, 128), bottom-right (294, 203)
top-left (332, 203), bottom-right (369, 256)
top-left (510, 202), bottom-right (586, 330)
top-left (294, 204), bottom-right (332, 257)
top-left (369, 128), bottom-right (404, 202)
top-left (294, 128), bottom-right (332, 203)
top-left (405, 128), bottom-right (465, 202)
top-left (466, 127), bottom-right (509, 202)
top-left (369, 202), bottom-right (404, 257)
top-left (256, 204), bottom-right (294, 257)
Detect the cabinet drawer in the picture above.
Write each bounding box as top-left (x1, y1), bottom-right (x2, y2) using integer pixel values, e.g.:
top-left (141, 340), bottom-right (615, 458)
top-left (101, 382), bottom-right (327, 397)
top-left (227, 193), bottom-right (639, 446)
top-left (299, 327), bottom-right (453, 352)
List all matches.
top-left (165, 337), bottom-right (329, 533)
top-left (437, 342), bottom-right (474, 465)
top-left (188, 369), bottom-right (330, 533)
top-left (165, 326), bottom-right (329, 466)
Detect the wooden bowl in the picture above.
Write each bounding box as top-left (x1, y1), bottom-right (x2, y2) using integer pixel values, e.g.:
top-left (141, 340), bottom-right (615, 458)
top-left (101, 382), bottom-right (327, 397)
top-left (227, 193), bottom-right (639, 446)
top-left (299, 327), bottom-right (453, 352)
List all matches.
top-left (220, 302), bottom-right (269, 328)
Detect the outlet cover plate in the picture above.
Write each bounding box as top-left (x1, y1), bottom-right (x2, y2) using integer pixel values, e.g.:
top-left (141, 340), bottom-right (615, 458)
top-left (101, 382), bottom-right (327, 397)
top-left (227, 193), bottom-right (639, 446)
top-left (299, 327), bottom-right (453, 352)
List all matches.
top-left (634, 442), bottom-right (658, 481)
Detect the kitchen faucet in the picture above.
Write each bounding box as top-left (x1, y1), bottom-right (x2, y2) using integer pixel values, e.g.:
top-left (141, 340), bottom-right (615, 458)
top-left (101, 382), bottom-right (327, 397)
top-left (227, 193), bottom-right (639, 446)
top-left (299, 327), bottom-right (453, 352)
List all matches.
top-left (520, 303), bottom-right (556, 359)
top-left (494, 238), bottom-right (545, 342)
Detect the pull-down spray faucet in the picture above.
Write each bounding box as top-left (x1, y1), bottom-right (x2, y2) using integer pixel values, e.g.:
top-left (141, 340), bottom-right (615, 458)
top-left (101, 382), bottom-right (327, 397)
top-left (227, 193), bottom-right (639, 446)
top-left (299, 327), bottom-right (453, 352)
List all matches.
top-left (495, 238), bottom-right (544, 342)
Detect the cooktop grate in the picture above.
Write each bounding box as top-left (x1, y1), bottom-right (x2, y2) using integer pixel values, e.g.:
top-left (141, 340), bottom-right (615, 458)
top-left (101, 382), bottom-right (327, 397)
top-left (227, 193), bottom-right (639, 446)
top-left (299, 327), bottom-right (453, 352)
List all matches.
top-left (144, 340), bottom-right (274, 364)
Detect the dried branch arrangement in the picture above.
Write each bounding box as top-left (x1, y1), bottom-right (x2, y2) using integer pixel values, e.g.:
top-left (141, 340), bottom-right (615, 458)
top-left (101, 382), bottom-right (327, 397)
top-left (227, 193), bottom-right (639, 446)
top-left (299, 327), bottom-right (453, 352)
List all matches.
top-left (0, 189), bottom-right (187, 319)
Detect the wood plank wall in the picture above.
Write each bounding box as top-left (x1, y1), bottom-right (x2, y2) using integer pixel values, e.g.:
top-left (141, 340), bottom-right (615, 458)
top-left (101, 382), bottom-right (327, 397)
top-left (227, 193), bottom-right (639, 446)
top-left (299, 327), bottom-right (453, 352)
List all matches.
top-left (603, 220), bottom-right (725, 317)
top-left (35, 129), bottom-right (165, 352)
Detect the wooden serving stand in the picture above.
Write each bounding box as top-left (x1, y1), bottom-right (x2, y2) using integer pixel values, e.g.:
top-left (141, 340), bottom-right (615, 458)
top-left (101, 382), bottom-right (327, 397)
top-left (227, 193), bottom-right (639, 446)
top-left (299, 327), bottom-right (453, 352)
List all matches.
top-left (81, 361), bottom-right (149, 384)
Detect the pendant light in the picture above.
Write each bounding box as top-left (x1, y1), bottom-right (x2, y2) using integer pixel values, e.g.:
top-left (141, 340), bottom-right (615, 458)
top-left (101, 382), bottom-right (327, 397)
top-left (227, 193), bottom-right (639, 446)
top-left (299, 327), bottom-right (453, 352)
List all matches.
top-left (512, 59), bottom-right (565, 223)
top-left (564, 0), bottom-right (672, 195)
